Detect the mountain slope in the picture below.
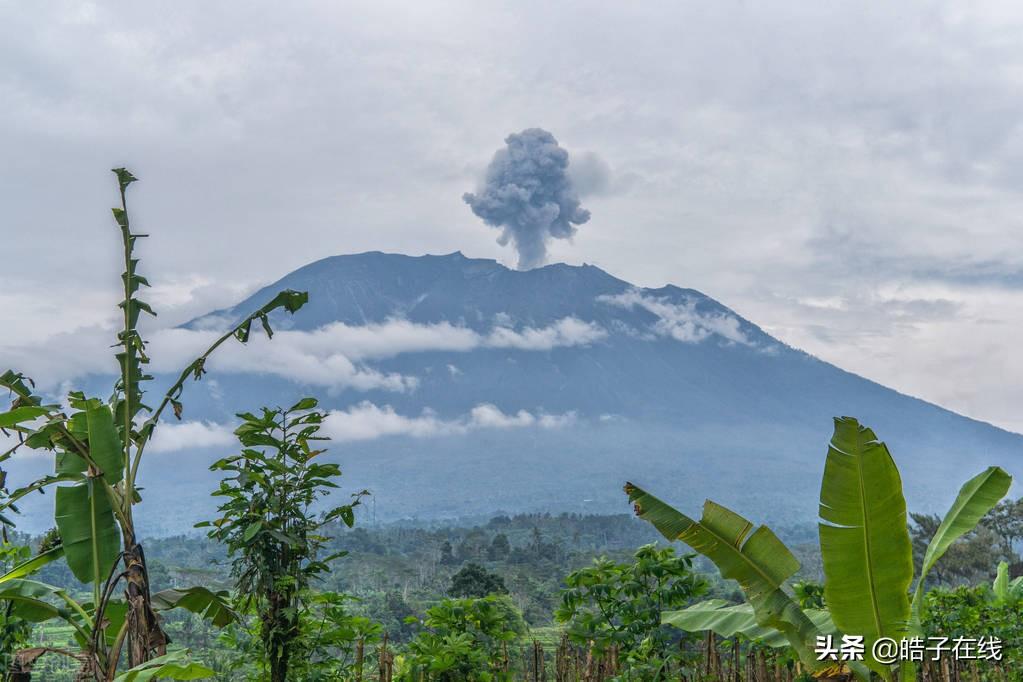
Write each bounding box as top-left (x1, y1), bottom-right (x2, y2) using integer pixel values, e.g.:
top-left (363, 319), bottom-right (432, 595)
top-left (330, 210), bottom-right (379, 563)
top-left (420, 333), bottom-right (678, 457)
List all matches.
top-left (170, 252), bottom-right (1022, 530)
top-left (10, 252), bottom-right (1018, 536)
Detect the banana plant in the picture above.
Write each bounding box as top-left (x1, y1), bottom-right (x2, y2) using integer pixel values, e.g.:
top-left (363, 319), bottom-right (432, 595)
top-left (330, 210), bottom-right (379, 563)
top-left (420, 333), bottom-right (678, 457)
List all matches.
top-left (627, 417), bottom-right (1013, 682)
top-left (0, 575), bottom-right (233, 679)
top-left (0, 169), bottom-right (307, 679)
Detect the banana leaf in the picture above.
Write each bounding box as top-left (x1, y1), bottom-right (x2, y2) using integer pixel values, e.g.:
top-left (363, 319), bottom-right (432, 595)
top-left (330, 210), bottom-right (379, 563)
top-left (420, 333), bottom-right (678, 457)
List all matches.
top-left (114, 650), bottom-right (215, 681)
top-left (819, 417), bottom-right (913, 676)
top-left (0, 578), bottom-right (92, 645)
top-left (664, 599), bottom-right (839, 648)
top-left (912, 466), bottom-right (1011, 623)
top-left (0, 545), bottom-right (64, 584)
top-left (152, 586), bottom-right (239, 627)
top-left (55, 481), bottom-right (121, 584)
top-left (626, 483), bottom-right (820, 667)
top-left (63, 400), bottom-right (124, 484)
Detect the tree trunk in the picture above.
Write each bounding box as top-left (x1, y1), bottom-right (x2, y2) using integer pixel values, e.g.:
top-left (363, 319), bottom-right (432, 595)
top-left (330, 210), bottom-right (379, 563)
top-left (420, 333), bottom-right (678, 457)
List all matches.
top-left (265, 590), bottom-right (293, 682)
top-left (122, 540), bottom-right (167, 668)
top-left (355, 639), bottom-right (364, 682)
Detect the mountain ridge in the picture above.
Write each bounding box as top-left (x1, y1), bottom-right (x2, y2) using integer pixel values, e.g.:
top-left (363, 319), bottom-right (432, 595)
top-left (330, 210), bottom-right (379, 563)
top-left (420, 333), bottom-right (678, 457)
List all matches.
top-left (9, 251), bottom-right (1019, 535)
top-left (189, 250), bottom-right (1017, 437)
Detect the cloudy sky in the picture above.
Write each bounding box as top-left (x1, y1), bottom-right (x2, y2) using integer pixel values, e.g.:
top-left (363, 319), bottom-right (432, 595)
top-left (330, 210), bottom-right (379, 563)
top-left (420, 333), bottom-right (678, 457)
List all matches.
top-left (3, 1), bottom-right (1023, 432)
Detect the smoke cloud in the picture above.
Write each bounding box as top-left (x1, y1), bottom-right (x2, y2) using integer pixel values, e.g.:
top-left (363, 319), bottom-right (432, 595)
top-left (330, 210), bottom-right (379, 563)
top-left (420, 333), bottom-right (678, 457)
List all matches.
top-left (464, 128), bottom-right (591, 269)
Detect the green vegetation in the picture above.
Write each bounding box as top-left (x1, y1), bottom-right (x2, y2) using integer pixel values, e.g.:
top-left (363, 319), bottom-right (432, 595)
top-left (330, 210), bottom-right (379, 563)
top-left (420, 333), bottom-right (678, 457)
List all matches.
top-left (401, 595), bottom-right (525, 681)
top-left (0, 169), bottom-right (307, 679)
top-left (0, 540), bottom-right (32, 672)
top-left (555, 545), bottom-right (706, 678)
top-left (198, 400), bottom-right (366, 681)
top-left (1, 501), bottom-right (1021, 680)
top-left (627, 417), bottom-right (1016, 681)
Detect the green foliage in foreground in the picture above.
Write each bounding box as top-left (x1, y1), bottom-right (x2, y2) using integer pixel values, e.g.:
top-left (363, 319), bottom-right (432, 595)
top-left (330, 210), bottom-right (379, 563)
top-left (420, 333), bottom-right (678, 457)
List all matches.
top-left (198, 399), bottom-right (367, 682)
top-left (556, 544), bottom-right (706, 678)
top-left (0, 169), bottom-right (308, 679)
top-left (5, 506), bottom-right (1023, 681)
top-left (214, 591), bottom-right (383, 681)
top-left (0, 541), bottom-right (32, 672)
top-left (627, 417), bottom-right (1013, 681)
top-left (400, 595), bottom-right (525, 682)
top-left (924, 581), bottom-right (1023, 672)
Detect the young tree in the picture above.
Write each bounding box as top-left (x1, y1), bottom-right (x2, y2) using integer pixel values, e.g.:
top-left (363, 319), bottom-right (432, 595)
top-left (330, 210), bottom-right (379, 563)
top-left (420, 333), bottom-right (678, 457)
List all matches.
top-left (448, 562), bottom-right (507, 598)
top-left (402, 596), bottom-right (524, 681)
top-left (0, 169), bottom-right (307, 679)
top-left (556, 544), bottom-right (706, 678)
top-left (984, 497), bottom-right (1023, 563)
top-left (198, 398), bottom-right (367, 682)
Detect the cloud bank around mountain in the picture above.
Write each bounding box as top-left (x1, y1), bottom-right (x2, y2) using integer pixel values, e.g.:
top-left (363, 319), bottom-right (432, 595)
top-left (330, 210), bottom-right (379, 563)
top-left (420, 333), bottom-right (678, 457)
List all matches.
top-left (599, 290), bottom-right (754, 346)
top-left (138, 402), bottom-right (577, 453)
top-left (322, 402), bottom-right (576, 443)
top-left (0, 315), bottom-right (607, 395)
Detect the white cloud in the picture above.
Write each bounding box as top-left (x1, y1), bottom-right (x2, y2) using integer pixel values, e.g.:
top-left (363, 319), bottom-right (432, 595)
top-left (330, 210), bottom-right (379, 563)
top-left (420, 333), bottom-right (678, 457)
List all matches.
top-left (203, 317), bottom-right (606, 359)
top-left (149, 328), bottom-right (418, 394)
top-left (322, 401), bottom-right (576, 443)
top-left (467, 404), bottom-right (537, 428)
top-left (484, 317), bottom-right (607, 350)
top-left (598, 290), bottom-right (753, 346)
top-left (146, 420), bottom-right (236, 453)
top-left (0, 314), bottom-right (605, 395)
top-left (147, 316), bottom-right (603, 392)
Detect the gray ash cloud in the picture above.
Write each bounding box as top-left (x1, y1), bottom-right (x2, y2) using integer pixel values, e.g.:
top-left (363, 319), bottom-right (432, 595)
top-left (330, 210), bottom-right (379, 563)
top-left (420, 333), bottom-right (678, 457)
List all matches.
top-left (464, 128), bottom-right (591, 270)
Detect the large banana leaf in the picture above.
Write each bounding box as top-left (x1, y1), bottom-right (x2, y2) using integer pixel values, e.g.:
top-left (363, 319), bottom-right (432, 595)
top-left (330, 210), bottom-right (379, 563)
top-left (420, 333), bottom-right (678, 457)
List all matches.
top-left (0, 578), bottom-right (78, 623)
top-left (63, 400), bottom-right (124, 484)
top-left (0, 406), bottom-right (50, 428)
top-left (152, 586), bottom-right (239, 627)
top-left (0, 578), bottom-right (92, 645)
top-left (86, 400), bottom-right (124, 485)
top-left (55, 481), bottom-right (121, 584)
top-left (900, 466), bottom-right (1010, 681)
top-left (0, 545), bottom-right (64, 584)
top-left (911, 466), bottom-right (1011, 625)
top-left (625, 484), bottom-right (819, 666)
top-left (114, 650), bottom-right (215, 681)
top-left (664, 599), bottom-right (840, 648)
top-left (819, 417), bottom-right (913, 672)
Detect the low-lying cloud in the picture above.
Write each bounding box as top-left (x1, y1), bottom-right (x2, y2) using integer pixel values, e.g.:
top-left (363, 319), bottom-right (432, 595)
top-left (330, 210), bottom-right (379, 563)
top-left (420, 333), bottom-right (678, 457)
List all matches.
top-left (599, 290), bottom-right (753, 346)
top-left (322, 402), bottom-right (577, 443)
top-left (132, 402), bottom-right (578, 452)
top-left (484, 317), bottom-right (606, 350)
top-left (1, 315), bottom-right (607, 395)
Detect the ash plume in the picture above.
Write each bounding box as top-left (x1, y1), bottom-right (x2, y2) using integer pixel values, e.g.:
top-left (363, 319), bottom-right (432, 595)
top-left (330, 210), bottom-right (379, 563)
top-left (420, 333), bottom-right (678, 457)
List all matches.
top-left (463, 128), bottom-right (591, 270)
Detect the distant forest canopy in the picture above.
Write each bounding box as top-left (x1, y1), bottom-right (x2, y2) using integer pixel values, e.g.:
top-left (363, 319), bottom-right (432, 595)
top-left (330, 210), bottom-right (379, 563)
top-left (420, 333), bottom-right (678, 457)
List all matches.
top-left (14, 506), bottom-right (1020, 634)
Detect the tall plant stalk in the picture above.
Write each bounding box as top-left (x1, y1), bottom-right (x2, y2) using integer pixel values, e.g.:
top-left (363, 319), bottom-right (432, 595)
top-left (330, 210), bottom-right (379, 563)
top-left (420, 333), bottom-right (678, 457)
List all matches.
top-left (0, 168), bottom-right (309, 679)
